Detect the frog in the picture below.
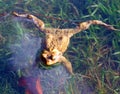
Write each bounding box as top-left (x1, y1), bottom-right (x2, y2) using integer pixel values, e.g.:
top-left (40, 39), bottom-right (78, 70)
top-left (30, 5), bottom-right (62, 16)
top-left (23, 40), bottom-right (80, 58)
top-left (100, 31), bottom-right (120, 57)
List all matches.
top-left (12, 12), bottom-right (117, 75)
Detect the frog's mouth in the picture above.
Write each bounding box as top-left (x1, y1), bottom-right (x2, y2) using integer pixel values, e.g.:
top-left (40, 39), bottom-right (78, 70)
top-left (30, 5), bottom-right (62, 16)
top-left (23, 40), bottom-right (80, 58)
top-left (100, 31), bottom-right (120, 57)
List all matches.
top-left (42, 49), bottom-right (62, 65)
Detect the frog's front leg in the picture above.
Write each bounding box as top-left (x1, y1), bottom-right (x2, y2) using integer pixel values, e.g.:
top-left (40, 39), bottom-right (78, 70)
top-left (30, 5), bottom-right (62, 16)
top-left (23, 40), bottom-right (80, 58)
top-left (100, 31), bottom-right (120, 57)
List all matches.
top-left (60, 56), bottom-right (74, 75)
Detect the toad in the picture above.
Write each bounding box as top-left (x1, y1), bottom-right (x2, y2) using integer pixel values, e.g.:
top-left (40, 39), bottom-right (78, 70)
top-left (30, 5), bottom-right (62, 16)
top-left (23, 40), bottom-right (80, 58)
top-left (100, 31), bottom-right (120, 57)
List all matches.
top-left (13, 12), bottom-right (117, 75)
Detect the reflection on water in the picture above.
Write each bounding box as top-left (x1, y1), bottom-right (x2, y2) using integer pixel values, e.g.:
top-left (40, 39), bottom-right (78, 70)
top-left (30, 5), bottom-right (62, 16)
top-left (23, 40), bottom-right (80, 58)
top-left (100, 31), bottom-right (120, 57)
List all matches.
top-left (10, 33), bottom-right (42, 70)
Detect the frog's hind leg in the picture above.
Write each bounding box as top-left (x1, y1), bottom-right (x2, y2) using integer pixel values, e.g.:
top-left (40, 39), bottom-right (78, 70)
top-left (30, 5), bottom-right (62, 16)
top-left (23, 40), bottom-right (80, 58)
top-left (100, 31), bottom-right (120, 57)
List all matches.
top-left (73, 20), bottom-right (118, 35)
top-left (79, 20), bottom-right (117, 31)
top-left (12, 12), bottom-right (45, 31)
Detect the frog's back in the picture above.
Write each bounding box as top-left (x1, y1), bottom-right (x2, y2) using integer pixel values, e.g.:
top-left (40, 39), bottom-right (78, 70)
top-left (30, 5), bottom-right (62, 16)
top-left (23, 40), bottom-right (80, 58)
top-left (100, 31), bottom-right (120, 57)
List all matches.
top-left (45, 29), bottom-right (70, 53)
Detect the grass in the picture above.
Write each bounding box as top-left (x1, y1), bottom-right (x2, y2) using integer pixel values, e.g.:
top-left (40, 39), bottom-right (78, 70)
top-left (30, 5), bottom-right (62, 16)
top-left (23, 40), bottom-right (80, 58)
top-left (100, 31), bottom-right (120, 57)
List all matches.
top-left (0, 0), bottom-right (120, 94)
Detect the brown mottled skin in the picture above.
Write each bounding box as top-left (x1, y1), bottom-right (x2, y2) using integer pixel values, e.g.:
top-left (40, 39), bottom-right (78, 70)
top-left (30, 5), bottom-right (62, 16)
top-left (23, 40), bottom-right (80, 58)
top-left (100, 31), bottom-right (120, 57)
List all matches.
top-left (13, 12), bottom-right (117, 75)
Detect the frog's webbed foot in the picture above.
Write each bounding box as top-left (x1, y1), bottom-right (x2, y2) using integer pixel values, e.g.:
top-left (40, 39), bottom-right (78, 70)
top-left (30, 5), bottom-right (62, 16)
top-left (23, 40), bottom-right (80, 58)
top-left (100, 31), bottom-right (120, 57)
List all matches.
top-left (12, 12), bottom-right (45, 31)
top-left (60, 56), bottom-right (74, 75)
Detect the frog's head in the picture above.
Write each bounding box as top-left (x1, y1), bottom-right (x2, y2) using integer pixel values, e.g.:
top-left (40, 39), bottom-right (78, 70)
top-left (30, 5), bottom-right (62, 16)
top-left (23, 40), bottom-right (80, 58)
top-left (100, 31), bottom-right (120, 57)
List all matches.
top-left (42, 49), bottom-right (62, 65)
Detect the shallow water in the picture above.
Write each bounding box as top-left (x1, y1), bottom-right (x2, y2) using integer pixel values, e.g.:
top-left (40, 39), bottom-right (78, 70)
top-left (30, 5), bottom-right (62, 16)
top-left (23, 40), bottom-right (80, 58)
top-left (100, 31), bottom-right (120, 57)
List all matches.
top-left (0, 0), bottom-right (120, 94)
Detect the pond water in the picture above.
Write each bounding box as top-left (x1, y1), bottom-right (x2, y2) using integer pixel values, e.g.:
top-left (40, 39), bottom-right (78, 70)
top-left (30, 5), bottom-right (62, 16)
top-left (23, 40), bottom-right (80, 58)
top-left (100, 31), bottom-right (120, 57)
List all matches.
top-left (0, 0), bottom-right (120, 94)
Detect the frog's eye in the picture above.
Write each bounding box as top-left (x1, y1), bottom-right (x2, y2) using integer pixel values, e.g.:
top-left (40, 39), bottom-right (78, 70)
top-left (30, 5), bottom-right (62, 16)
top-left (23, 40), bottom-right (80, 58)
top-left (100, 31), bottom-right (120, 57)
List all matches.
top-left (42, 53), bottom-right (47, 58)
top-left (42, 50), bottom-right (49, 58)
top-left (51, 56), bottom-right (56, 61)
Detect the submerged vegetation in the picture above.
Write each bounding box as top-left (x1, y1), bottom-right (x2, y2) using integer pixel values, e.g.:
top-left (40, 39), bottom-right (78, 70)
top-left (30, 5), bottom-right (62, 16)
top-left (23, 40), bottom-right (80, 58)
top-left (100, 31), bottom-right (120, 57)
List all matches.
top-left (0, 0), bottom-right (120, 94)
